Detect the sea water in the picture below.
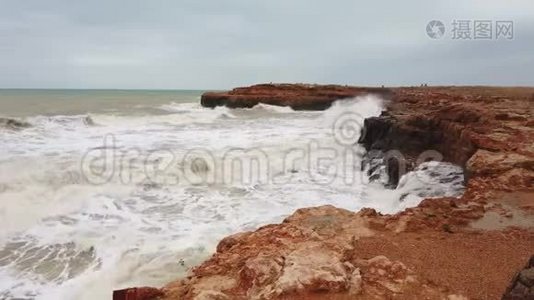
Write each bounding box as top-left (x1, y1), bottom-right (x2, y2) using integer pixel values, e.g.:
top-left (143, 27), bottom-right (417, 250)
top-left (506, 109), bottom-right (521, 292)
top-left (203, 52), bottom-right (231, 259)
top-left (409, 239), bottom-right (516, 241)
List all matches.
top-left (0, 90), bottom-right (464, 299)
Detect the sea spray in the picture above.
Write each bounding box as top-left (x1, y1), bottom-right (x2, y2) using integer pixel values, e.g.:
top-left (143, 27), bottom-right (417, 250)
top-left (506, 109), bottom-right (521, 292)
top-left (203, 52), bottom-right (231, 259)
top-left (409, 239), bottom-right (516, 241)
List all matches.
top-left (0, 92), bottom-right (463, 299)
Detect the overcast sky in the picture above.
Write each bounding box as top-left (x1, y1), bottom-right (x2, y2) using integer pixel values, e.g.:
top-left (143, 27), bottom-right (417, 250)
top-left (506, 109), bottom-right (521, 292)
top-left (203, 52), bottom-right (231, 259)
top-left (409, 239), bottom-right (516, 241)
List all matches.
top-left (0, 0), bottom-right (533, 89)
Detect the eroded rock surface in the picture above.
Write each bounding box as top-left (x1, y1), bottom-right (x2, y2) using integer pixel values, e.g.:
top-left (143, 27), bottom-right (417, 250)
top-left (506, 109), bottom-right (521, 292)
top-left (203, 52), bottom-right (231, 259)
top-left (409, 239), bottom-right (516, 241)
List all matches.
top-left (201, 83), bottom-right (391, 110)
top-left (160, 206), bottom-right (466, 300)
top-left (155, 196), bottom-right (534, 299)
top-left (117, 86), bottom-right (534, 300)
top-left (359, 87), bottom-right (534, 187)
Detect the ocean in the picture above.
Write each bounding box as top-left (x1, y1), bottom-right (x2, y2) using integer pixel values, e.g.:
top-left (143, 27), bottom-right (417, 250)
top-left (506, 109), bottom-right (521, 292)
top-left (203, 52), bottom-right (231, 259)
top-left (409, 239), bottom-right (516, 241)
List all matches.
top-left (0, 89), bottom-right (464, 299)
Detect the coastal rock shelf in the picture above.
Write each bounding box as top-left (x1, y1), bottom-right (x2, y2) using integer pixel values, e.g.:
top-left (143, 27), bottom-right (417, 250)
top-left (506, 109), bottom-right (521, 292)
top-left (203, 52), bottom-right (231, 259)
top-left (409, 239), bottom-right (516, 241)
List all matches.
top-left (360, 87), bottom-right (534, 187)
top-left (117, 85), bottom-right (534, 300)
top-left (201, 83), bottom-right (391, 110)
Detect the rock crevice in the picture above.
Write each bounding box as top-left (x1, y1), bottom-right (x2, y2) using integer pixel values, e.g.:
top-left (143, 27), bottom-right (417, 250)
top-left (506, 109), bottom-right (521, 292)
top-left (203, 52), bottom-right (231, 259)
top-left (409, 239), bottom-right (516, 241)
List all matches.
top-left (359, 88), bottom-right (533, 187)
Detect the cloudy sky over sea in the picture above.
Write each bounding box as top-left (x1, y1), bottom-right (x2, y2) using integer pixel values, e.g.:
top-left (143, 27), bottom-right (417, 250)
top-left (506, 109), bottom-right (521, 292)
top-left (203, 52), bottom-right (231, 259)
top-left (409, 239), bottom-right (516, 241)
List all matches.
top-left (0, 0), bottom-right (533, 89)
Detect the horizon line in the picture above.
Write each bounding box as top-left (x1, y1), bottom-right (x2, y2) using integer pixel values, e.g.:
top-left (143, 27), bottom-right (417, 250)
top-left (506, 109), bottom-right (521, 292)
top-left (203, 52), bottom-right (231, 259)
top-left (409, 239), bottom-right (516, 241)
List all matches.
top-left (1, 84), bottom-right (534, 91)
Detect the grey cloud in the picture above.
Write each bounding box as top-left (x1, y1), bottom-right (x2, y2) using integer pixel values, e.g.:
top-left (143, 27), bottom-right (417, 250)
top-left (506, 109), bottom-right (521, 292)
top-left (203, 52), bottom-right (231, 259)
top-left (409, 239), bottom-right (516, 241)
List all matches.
top-left (0, 0), bottom-right (532, 89)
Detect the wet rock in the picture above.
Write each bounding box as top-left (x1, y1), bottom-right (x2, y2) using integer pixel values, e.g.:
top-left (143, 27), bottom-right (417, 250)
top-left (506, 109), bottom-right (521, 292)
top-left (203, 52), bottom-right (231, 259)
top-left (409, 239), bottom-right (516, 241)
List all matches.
top-left (201, 83), bottom-right (391, 110)
top-left (0, 117), bottom-right (31, 130)
top-left (503, 256), bottom-right (534, 299)
top-left (519, 268), bottom-right (534, 287)
top-left (151, 86), bottom-right (534, 300)
top-left (83, 115), bottom-right (96, 126)
top-left (357, 87), bottom-right (534, 188)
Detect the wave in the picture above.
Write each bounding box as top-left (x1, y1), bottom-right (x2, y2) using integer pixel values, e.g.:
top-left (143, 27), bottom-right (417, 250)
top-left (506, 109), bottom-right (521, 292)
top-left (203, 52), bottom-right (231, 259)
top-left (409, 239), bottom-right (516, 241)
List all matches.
top-left (0, 95), bottom-right (469, 300)
top-left (93, 112), bottom-right (233, 128)
top-left (154, 102), bottom-right (236, 122)
top-left (320, 94), bottom-right (384, 125)
top-left (158, 102), bottom-right (204, 113)
top-left (27, 115), bottom-right (97, 129)
top-left (159, 102), bottom-right (234, 116)
top-left (357, 161), bottom-right (465, 214)
top-left (0, 117), bottom-right (31, 130)
top-left (248, 103), bottom-right (295, 113)
top-left (17, 106), bottom-right (233, 133)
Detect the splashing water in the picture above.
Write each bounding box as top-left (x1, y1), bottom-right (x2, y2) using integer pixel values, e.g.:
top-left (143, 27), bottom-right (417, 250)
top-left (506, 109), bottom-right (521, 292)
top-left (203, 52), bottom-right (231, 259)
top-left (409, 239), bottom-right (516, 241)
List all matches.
top-left (0, 91), bottom-right (464, 299)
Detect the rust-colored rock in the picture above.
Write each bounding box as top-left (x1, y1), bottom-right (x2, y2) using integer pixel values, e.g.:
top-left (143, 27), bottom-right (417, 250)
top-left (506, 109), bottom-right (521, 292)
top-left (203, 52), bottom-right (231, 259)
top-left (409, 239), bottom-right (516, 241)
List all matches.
top-left (157, 194), bottom-right (534, 299)
top-left (132, 86), bottom-right (534, 300)
top-left (359, 87), bottom-right (534, 186)
top-left (159, 206), bottom-right (465, 299)
top-left (201, 83), bottom-right (391, 110)
top-left (113, 287), bottom-right (164, 300)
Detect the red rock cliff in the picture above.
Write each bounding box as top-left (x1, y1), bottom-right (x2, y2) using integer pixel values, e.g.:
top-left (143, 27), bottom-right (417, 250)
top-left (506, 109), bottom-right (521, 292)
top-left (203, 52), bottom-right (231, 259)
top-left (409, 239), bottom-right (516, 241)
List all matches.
top-left (117, 85), bottom-right (534, 300)
top-left (201, 83), bottom-right (391, 110)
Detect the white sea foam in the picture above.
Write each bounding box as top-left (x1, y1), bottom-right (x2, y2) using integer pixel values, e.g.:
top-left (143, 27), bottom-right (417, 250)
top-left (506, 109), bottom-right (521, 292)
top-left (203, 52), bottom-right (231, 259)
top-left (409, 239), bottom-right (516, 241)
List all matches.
top-left (0, 94), bottom-right (464, 299)
top-left (248, 103), bottom-right (295, 113)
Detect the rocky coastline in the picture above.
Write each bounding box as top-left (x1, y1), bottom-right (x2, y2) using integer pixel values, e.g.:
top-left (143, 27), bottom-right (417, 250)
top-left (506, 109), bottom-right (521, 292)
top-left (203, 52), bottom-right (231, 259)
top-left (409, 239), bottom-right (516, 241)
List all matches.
top-left (200, 83), bottom-right (391, 110)
top-left (115, 84), bottom-right (534, 300)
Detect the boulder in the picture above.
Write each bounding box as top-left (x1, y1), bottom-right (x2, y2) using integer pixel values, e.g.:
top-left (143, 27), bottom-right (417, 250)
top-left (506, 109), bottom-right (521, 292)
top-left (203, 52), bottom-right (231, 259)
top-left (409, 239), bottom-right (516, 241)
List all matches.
top-left (503, 255), bottom-right (534, 300)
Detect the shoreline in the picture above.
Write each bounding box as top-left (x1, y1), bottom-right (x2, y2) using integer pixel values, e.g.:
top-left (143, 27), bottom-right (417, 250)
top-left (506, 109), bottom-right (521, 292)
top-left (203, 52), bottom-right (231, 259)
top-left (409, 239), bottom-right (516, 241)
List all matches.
top-left (115, 84), bottom-right (534, 300)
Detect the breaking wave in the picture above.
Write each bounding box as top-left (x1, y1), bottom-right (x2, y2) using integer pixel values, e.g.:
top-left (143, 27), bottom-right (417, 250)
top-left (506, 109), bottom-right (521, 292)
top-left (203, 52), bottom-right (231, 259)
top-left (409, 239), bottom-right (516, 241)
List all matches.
top-left (0, 95), bottom-right (465, 299)
top-left (27, 115), bottom-right (96, 129)
top-left (248, 103), bottom-right (295, 113)
top-left (0, 117), bottom-right (31, 130)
